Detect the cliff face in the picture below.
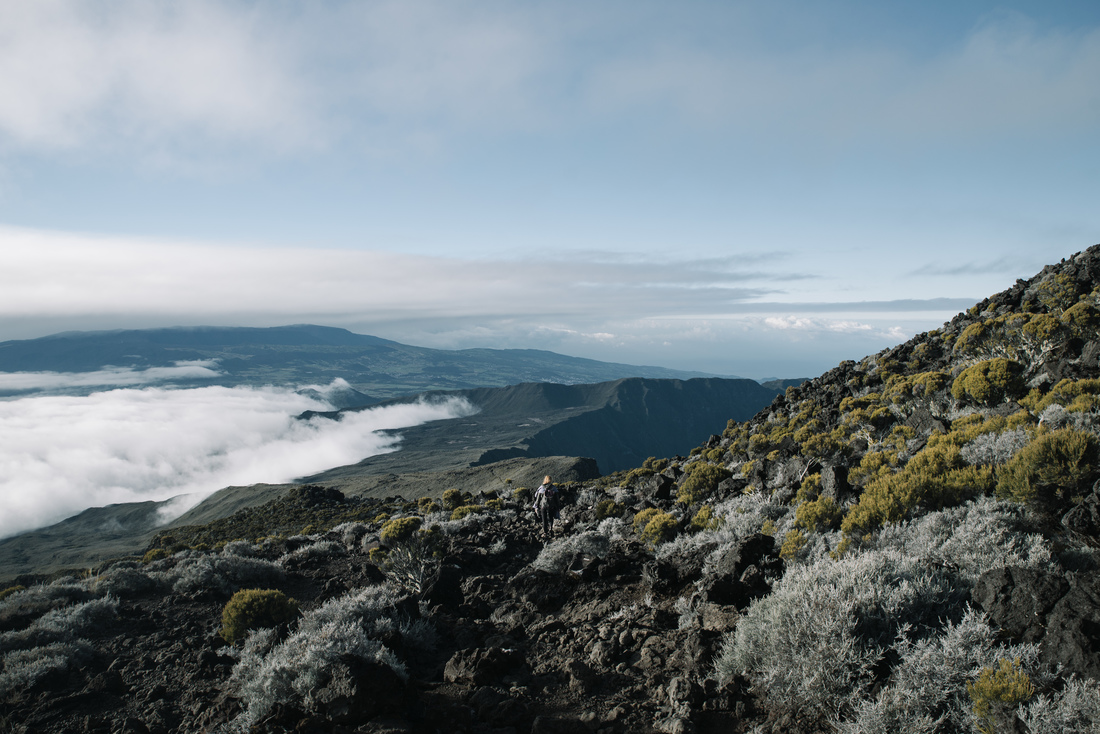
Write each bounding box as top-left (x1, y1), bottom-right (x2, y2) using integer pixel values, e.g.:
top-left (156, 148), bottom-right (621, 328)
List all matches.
top-left (5, 246), bottom-right (1100, 734)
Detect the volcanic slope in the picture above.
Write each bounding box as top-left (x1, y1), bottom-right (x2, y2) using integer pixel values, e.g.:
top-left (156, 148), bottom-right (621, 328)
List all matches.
top-left (6, 246), bottom-right (1100, 733)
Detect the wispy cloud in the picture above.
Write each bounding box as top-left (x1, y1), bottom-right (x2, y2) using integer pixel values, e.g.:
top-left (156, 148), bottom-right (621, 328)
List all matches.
top-left (0, 382), bottom-right (475, 538)
top-left (0, 361), bottom-right (221, 392)
top-left (0, 3), bottom-right (1096, 162)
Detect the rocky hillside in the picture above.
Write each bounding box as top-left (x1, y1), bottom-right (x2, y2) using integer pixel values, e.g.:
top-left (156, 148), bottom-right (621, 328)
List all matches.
top-left (4, 246), bottom-right (1100, 733)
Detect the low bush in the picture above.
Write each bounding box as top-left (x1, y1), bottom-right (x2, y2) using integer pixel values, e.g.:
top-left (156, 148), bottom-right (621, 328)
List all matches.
top-left (796, 496), bottom-right (841, 532)
top-left (450, 505), bottom-right (482, 521)
top-left (0, 586), bottom-right (25, 602)
top-left (380, 517), bottom-right (423, 546)
top-left (640, 512), bottom-right (679, 546)
top-left (951, 359), bottom-right (1025, 406)
top-left (779, 529), bottom-right (807, 560)
top-left (595, 499), bottom-right (623, 520)
top-left (0, 640), bottom-right (94, 698)
top-left (842, 443), bottom-right (994, 539)
top-left (714, 548), bottom-right (960, 725)
top-left (690, 505), bottom-right (718, 531)
top-left (677, 462), bottom-right (732, 505)
top-left (1019, 677), bottom-right (1100, 734)
top-left (531, 531), bottom-right (611, 574)
top-left (997, 428), bottom-right (1100, 509)
top-left (142, 548), bottom-right (169, 565)
top-left (441, 489), bottom-right (463, 511)
top-left (968, 658), bottom-right (1036, 734)
top-left (632, 508), bottom-right (663, 534)
top-left (220, 589), bottom-right (300, 645)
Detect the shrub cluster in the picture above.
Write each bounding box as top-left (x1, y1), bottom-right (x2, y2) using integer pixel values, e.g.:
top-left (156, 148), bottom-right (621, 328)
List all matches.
top-left (220, 589), bottom-right (300, 645)
top-left (996, 428), bottom-right (1100, 510)
top-left (952, 359), bottom-right (1025, 406)
top-left (677, 462), bottom-right (732, 505)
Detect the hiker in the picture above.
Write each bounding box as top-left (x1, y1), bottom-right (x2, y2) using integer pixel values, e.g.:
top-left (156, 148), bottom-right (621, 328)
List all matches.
top-left (532, 475), bottom-right (559, 537)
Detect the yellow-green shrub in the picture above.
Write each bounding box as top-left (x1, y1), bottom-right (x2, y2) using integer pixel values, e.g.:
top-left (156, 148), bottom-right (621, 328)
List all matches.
top-left (485, 498), bottom-right (504, 511)
top-left (441, 489), bottom-right (463, 511)
top-left (640, 511), bottom-right (678, 546)
top-left (1061, 300), bottom-right (1100, 332)
top-left (512, 486), bottom-right (532, 502)
top-left (380, 516), bottom-right (423, 545)
top-left (761, 519), bottom-right (777, 536)
top-left (678, 462), bottom-right (732, 504)
top-left (220, 588), bottom-right (299, 645)
top-left (368, 547), bottom-right (389, 564)
top-left (996, 428), bottom-right (1099, 508)
top-left (795, 473), bottom-right (822, 503)
top-left (796, 496), bottom-right (841, 532)
top-left (142, 548), bottom-right (169, 565)
top-left (633, 508), bottom-right (662, 534)
top-left (450, 505), bottom-right (481, 521)
top-left (1021, 378), bottom-right (1100, 415)
top-left (967, 658), bottom-right (1035, 734)
top-left (595, 499), bottom-right (623, 520)
top-left (842, 443), bottom-right (994, 536)
top-left (690, 505), bottom-right (718, 531)
top-left (952, 359), bottom-right (1025, 405)
top-left (779, 529), bottom-right (807, 560)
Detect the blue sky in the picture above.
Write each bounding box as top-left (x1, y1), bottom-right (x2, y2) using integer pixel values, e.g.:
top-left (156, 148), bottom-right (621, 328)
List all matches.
top-left (1, 0), bottom-right (1098, 378)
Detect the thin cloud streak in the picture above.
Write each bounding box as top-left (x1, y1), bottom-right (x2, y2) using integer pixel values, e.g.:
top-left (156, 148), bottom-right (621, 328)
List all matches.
top-left (0, 383), bottom-right (475, 539)
top-left (0, 361), bottom-right (221, 392)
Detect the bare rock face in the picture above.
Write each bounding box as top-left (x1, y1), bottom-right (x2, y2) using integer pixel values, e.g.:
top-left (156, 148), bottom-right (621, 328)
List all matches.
top-left (973, 566), bottom-right (1100, 680)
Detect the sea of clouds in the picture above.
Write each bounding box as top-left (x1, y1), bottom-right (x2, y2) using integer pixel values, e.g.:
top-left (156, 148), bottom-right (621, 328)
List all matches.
top-left (0, 376), bottom-right (475, 539)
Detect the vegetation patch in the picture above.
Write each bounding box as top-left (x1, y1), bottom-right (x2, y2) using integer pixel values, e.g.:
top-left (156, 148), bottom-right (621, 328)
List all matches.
top-left (220, 588), bottom-right (300, 645)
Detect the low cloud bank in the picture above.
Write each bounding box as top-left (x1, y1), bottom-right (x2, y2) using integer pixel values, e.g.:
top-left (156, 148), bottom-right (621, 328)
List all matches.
top-left (0, 361), bottom-right (222, 392)
top-left (0, 382), bottom-right (475, 539)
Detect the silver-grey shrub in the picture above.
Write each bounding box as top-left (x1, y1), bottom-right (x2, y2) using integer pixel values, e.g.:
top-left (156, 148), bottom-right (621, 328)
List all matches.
top-left (837, 609), bottom-right (1041, 734)
top-left (1020, 677), bottom-right (1100, 734)
top-left (0, 597), bottom-right (118, 654)
top-left (154, 553), bottom-right (284, 596)
top-left (277, 540), bottom-right (344, 568)
top-left (870, 497), bottom-right (1052, 585)
top-left (0, 583), bottom-right (92, 624)
top-left (226, 584), bottom-right (409, 729)
top-left (0, 640), bottom-right (93, 697)
top-left (228, 620), bottom-right (405, 729)
top-left (713, 548), bottom-right (958, 723)
top-left (90, 565), bottom-right (158, 598)
top-left (960, 427), bottom-right (1034, 466)
top-left (222, 540), bottom-right (258, 558)
top-left (530, 531), bottom-right (611, 574)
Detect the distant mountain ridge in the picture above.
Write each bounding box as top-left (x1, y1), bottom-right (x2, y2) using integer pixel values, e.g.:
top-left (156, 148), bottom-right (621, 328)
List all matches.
top-left (0, 324), bottom-right (725, 399)
top-left (301, 375), bottom-right (787, 482)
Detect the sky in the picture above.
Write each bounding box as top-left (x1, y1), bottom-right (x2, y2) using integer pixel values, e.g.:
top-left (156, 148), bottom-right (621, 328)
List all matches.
top-left (0, 1), bottom-right (1097, 378)
top-left (1, 1), bottom-right (1098, 536)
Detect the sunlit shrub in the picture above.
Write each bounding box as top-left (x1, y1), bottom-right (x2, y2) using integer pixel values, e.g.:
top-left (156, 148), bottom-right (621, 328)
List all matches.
top-left (220, 589), bottom-right (300, 645)
top-left (952, 359), bottom-right (1025, 406)
top-left (441, 489), bottom-right (463, 511)
top-left (142, 548), bottom-right (169, 565)
top-left (690, 505), bottom-right (719, 531)
top-left (633, 508), bottom-right (663, 534)
top-left (779, 529), bottom-right (807, 560)
top-left (714, 548), bottom-right (958, 724)
top-left (678, 462), bottom-right (732, 505)
top-left (796, 496), bottom-right (841, 532)
top-left (531, 531), bottom-right (611, 574)
top-left (380, 517), bottom-right (423, 546)
top-left (595, 498), bottom-right (623, 520)
top-left (842, 443), bottom-right (994, 538)
top-left (640, 512), bottom-right (679, 546)
top-left (967, 658), bottom-right (1035, 734)
top-left (450, 505), bottom-right (482, 521)
top-left (997, 428), bottom-right (1100, 509)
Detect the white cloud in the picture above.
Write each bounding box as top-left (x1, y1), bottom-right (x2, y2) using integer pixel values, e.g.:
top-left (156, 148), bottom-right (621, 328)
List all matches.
top-left (0, 382), bottom-right (475, 539)
top-left (0, 361), bottom-right (221, 392)
top-left (0, 3), bottom-right (1096, 160)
